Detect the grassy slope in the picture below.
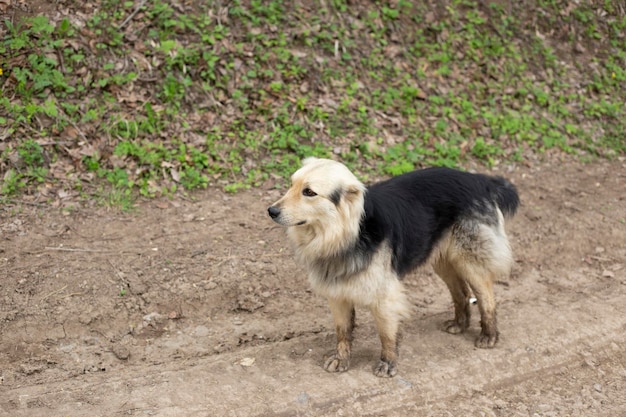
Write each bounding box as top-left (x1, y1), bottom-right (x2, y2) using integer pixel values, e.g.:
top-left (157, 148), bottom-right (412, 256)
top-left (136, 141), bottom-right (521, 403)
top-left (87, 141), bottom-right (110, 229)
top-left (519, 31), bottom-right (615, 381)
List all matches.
top-left (0, 0), bottom-right (624, 204)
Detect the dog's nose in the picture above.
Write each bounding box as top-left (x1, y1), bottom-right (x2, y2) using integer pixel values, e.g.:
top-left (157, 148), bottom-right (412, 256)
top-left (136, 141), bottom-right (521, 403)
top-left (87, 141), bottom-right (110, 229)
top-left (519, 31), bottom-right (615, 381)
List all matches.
top-left (268, 206), bottom-right (281, 219)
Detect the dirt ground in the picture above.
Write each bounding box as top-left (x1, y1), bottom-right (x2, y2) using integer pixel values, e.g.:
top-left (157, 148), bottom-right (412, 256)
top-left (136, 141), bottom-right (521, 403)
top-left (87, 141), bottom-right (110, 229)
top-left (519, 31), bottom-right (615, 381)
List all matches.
top-left (1, 159), bottom-right (625, 417)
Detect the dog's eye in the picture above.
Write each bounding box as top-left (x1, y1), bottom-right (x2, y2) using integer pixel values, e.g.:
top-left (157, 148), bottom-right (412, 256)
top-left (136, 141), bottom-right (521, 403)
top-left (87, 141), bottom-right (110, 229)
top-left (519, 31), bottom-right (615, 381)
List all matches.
top-left (302, 187), bottom-right (317, 197)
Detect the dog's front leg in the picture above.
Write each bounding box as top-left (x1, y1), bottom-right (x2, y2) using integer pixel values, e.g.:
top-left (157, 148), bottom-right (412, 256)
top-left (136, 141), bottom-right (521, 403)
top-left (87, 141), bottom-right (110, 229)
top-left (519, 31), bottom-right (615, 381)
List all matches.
top-left (369, 279), bottom-right (411, 377)
top-left (371, 304), bottom-right (402, 378)
top-left (323, 298), bottom-right (355, 373)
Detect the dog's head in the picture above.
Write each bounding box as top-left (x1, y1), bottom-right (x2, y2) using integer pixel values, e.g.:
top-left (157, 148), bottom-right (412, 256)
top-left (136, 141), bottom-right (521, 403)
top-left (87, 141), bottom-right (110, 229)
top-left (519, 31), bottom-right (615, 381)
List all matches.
top-left (268, 158), bottom-right (365, 255)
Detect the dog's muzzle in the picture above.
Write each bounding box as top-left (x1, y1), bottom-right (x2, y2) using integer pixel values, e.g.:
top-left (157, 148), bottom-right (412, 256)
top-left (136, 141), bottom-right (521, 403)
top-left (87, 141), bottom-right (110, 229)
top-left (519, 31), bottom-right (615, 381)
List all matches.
top-left (268, 206), bottom-right (281, 219)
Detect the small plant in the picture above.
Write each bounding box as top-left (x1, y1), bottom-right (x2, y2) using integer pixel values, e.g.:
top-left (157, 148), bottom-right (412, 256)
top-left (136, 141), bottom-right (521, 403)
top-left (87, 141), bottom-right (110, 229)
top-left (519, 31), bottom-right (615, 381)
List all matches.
top-left (471, 137), bottom-right (501, 165)
top-left (1, 170), bottom-right (25, 195)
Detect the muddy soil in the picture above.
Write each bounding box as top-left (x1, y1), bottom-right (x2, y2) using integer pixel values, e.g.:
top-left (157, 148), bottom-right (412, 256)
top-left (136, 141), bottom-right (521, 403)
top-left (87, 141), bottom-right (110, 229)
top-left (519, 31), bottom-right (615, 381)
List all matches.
top-left (1, 159), bottom-right (625, 416)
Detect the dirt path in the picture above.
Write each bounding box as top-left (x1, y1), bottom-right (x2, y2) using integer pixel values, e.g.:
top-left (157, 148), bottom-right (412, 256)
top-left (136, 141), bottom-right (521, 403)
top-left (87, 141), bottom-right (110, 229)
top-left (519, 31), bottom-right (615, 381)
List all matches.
top-left (1, 160), bottom-right (625, 416)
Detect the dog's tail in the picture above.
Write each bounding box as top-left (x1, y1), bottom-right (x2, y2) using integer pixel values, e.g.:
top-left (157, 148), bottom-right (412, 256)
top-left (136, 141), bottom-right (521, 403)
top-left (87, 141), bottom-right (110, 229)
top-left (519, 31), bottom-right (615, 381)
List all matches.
top-left (491, 176), bottom-right (520, 218)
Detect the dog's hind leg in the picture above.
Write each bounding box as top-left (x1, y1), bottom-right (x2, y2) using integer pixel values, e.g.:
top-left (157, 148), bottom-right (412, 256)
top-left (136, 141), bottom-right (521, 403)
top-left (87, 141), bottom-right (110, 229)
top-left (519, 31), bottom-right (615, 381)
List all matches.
top-left (450, 217), bottom-right (512, 348)
top-left (433, 259), bottom-right (472, 335)
top-left (455, 261), bottom-right (499, 348)
top-left (323, 298), bottom-right (355, 373)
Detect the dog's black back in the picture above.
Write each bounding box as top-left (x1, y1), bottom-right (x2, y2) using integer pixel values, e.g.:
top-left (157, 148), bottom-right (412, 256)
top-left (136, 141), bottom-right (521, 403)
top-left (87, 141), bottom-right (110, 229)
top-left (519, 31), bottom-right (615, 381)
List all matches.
top-left (359, 168), bottom-right (519, 277)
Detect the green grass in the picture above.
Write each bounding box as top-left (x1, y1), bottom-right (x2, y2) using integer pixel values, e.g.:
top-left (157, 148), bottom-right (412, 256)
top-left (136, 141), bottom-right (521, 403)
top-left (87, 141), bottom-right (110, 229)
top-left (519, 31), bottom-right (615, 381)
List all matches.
top-left (0, 0), bottom-right (624, 205)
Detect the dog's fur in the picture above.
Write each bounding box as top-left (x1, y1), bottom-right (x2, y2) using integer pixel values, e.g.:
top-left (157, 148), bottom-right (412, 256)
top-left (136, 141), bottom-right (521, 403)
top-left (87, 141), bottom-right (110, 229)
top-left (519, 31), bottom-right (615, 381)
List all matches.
top-left (268, 157), bottom-right (519, 377)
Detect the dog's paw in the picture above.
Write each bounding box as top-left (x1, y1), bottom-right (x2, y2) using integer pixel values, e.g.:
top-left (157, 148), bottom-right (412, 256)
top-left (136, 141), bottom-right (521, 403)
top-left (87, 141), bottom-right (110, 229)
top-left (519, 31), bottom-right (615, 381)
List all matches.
top-left (373, 359), bottom-right (397, 378)
top-left (474, 332), bottom-right (498, 348)
top-left (443, 319), bottom-right (468, 335)
top-left (323, 353), bottom-right (350, 373)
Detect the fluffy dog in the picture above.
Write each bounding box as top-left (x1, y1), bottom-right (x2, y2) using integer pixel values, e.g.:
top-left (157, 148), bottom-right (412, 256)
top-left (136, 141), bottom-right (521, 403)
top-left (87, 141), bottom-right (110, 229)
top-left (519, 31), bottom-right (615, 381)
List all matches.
top-left (268, 157), bottom-right (519, 377)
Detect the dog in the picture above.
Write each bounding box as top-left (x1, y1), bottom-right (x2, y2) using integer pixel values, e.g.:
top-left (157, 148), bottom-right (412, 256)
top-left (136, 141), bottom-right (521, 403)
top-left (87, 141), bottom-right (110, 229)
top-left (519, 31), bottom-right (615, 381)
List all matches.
top-left (268, 157), bottom-right (519, 377)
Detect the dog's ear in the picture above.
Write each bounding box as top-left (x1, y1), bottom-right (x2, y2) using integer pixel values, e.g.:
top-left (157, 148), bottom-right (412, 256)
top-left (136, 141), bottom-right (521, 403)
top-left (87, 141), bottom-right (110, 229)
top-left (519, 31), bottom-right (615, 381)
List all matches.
top-left (301, 157), bottom-right (318, 166)
top-left (344, 183), bottom-right (364, 202)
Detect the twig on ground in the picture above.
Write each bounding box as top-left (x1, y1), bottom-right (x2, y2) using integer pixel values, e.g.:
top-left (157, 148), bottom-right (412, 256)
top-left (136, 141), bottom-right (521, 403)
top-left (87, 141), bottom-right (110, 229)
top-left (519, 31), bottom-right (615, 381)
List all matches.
top-left (44, 246), bottom-right (114, 253)
top-left (118, 0), bottom-right (147, 30)
top-left (41, 285), bottom-right (68, 301)
top-left (60, 292), bottom-right (84, 299)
